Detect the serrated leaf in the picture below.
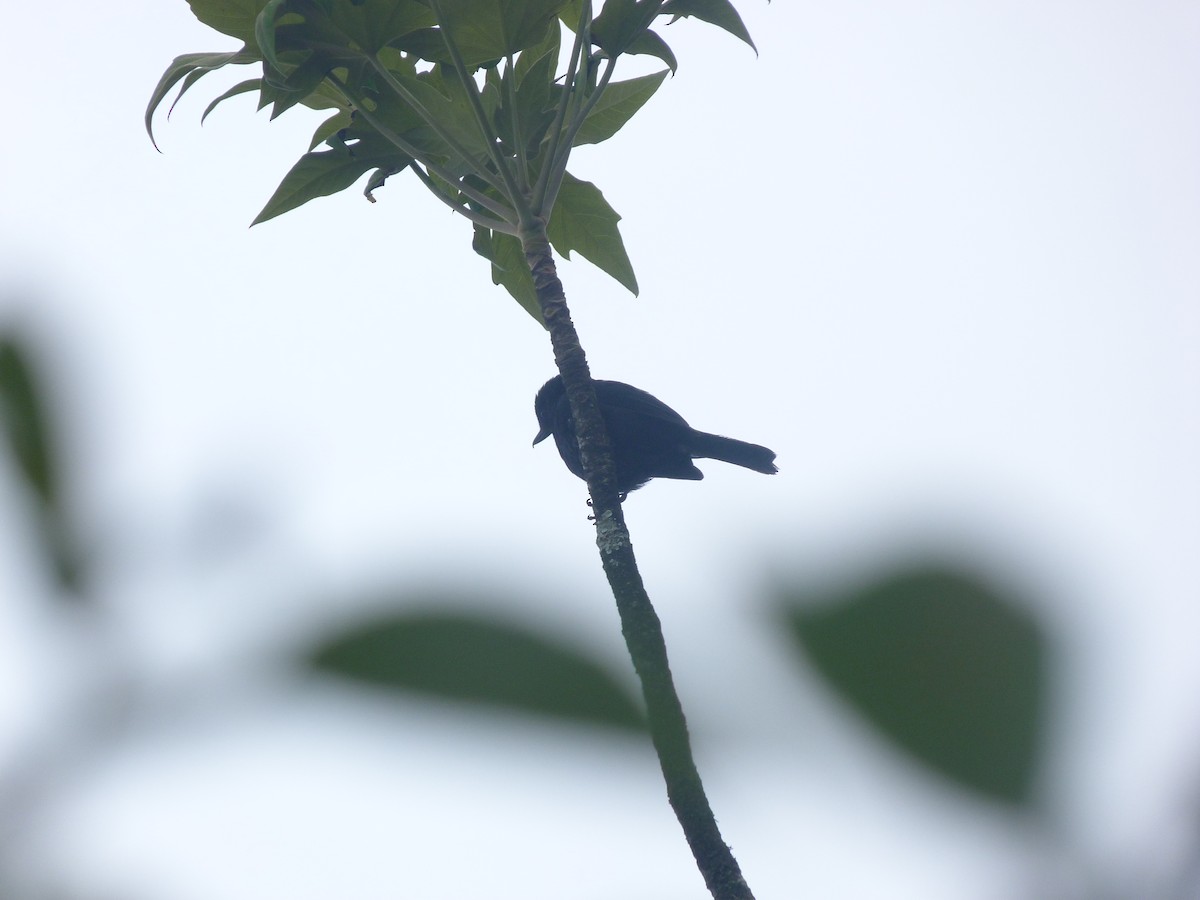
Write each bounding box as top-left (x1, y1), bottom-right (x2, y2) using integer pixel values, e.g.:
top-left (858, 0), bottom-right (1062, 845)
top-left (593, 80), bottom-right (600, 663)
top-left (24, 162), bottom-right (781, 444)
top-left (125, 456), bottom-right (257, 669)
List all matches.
top-left (591, 0), bottom-right (660, 57)
top-left (435, 0), bottom-right (572, 66)
top-left (252, 142), bottom-right (408, 223)
top-left (662, 0), bottom-right (756, 53)
top-left (573, 70), bottom-right (667, 146)
top-left (393, 63), bottom-right (496, 166)
top-left (187, 0), bottom-right (271, 42)
top-left (624, 29), bottom-right (677, 73)
top-left (782, 565), bottom-right (1048, 805)
top-left (494, 43), bottom-right (557, 157)
top-left (201, 78), bottom-right (262, 124)
top-left (388, 27), bottom-right (454, 64)
top-left (546, 172), bottom-right (637, 295)
top-left (514, 19), bottom-right (560, 83)
top-left (308, 610), bottom-right (644, 730)
top-left (263, 53), bottom-right (334, 118)
top-left (325, 0), bottom-right (434, 52)
top-left (145, 47), bottom-right (260, 149)
top-left (254, 0), bottom-right (291, 71)
top-left (308, 108), bottom-right (353, 149)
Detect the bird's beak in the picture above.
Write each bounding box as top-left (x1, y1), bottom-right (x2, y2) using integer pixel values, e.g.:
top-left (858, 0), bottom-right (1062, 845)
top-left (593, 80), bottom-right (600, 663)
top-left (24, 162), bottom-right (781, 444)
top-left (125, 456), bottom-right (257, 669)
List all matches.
top-left (532, 426), bottom-right (551, 447)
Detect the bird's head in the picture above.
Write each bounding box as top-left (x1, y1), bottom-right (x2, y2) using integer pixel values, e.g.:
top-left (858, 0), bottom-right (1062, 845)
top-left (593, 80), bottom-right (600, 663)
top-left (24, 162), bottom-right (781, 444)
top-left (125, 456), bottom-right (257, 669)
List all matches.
top-left (532, 375), bottom-right (566, 446)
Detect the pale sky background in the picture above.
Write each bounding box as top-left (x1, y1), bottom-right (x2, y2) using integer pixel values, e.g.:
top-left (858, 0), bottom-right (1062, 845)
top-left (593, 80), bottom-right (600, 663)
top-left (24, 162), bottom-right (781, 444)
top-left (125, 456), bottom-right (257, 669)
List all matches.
top-left (1, 1), bottom-right (1198, 898)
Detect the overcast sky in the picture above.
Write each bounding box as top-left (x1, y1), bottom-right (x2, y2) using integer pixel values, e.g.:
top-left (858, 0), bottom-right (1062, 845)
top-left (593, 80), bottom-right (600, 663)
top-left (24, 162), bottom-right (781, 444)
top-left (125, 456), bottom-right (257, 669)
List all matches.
top-left (1, 2), bottom-right (1198, 898)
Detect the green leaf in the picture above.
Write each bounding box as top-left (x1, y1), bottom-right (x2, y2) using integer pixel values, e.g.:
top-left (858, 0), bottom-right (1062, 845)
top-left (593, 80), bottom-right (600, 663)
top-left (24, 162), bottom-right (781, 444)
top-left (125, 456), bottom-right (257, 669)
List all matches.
top-left (201, 78), bottom-right (263, 124)
top-left (254, 0), bottom-right (291, 71)
top-left (387, 26), bottom-right (453, 64)
top-left (546, 172), bottom-right (638, 295)
top-left (325, 0), bottom-right (435, 52)
top-left (623, 29), bottom-right (677, 73)
top-left (252, 141), bottom-right (408, 223)
top-left (494, 42), bottom-right (557, 157)
top-left (187, 0), bottom-right (271, 42)
top-left (427, 62), bottom-right (501, 146)
top-left (473, 227), bottom-right (542, 322)
top-left (364, 162), bottom-right (408, 201)
top-left (782, 565), bottom-right (1048, 805)
top-left (514, 18), bottom-right (560, 83)
top-left (309, 610), bottom-right (645, 730)
top-left (435, 0), bottom-right (572, 66)
top-left (145, 47), bottom-right (260, 149)
top-left (308, 107), bottom-right (354, 149)
top-left (261, 53), bottom-right (335, 119)
top-left (572, 70), bottom-right (667, 146)
top-left (591, 0), bottom-right (662, 57)
top-left (661, 0), bottom-right (756, 53)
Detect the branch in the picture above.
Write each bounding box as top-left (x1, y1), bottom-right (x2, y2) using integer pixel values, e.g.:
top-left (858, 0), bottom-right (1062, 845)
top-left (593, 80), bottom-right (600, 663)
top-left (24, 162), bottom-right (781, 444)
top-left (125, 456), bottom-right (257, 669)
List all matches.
top-left (522, 226), bottom-right (756, 900)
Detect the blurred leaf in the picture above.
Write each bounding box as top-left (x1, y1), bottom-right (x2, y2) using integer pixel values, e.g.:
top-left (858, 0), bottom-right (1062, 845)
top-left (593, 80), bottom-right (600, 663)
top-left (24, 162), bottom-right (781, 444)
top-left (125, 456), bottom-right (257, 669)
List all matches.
top-left (308, 610), bottom-right (645, 731)
top-left (0, 334), bottom-right (84, 595)
top-left (0, 337), bottom-right (57, 508)
top-left (782, 565), bottom-right (1048, 805)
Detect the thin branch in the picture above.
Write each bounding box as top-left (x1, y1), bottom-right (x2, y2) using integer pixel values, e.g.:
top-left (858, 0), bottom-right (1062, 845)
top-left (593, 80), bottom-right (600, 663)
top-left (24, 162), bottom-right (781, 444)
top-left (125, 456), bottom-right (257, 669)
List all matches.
top-left (523, 231), bottom-right (756, 900)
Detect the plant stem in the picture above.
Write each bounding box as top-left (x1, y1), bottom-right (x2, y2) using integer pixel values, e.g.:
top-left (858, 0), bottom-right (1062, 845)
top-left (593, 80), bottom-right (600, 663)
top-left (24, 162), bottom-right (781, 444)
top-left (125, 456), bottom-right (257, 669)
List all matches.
top-left (541, 56), bottom-right (615, 214)
top-left (533, 0), bottom-right (592, 211)
top-left (427, 0), bottom-right (527, 216)
top-left (522, 225), bottom-right (755, 900)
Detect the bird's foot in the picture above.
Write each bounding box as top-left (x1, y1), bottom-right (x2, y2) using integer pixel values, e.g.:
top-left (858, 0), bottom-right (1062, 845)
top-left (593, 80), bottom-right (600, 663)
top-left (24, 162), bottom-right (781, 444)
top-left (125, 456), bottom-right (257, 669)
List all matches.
top-left (585, 494), bottom-right (627, 521)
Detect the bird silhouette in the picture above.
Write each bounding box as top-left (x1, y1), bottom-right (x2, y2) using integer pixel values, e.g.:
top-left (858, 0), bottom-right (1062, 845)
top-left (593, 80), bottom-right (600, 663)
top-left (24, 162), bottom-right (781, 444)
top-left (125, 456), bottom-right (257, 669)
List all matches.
top-left (533, 376), bottom-right (777, 496)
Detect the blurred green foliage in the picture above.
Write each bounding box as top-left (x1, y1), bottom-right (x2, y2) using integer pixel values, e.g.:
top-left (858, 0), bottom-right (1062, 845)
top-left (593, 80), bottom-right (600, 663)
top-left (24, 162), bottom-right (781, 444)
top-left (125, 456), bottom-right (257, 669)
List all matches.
top-left (0, 331), bottom-right (84, 595)
top-left (782, 566), bottom-right (1048, 805)
top-left (309, 607), bottom-right (647, 731)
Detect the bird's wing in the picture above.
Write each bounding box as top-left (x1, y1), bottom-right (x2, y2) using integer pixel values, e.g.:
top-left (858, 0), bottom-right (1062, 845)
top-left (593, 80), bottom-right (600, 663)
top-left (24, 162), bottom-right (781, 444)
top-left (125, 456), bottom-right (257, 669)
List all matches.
top-left (594, 380), bottom-right (691, 428)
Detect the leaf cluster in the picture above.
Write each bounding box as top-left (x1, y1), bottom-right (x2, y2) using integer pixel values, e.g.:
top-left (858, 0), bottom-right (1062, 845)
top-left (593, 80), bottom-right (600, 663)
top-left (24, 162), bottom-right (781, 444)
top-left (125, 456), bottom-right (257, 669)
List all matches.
top-left (146, 0), bottom-right (755, 319)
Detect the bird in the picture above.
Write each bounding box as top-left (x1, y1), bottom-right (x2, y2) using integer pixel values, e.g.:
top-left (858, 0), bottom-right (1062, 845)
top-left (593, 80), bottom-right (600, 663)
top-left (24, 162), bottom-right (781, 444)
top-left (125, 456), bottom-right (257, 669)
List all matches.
top-left (533, 375), bottom-right (777, 496)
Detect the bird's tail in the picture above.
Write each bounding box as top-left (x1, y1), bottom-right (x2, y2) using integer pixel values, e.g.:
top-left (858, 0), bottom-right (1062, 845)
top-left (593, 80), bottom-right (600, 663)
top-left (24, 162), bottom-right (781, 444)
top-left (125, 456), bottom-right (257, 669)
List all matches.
top-left (690, 432), bottom-right (778, 474)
